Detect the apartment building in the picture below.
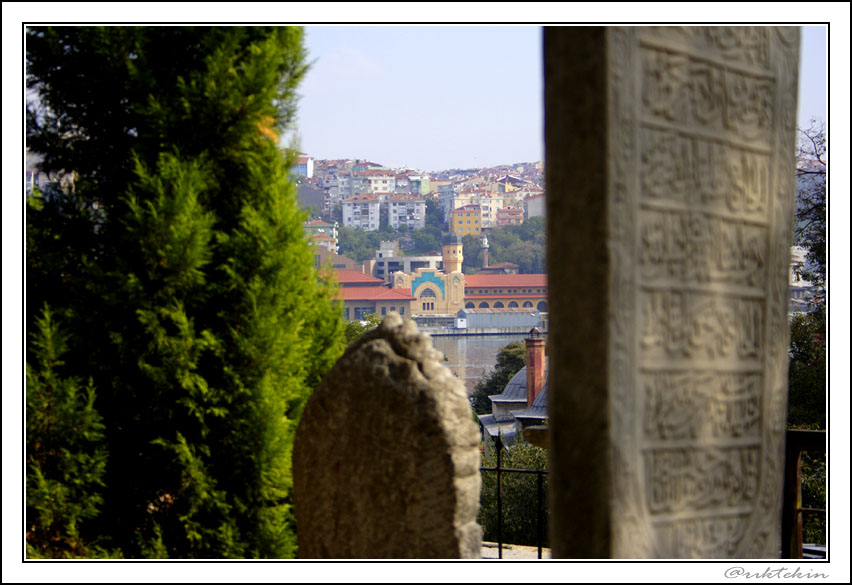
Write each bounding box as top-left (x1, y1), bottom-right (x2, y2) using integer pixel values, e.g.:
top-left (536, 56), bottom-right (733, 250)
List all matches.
top-left (497, 206), bottom-right (524, 226)
top-left (452, 205), bottom-right (482, 236)
top-left (342, 194), bottom-right (381, 231)
top-left (351, 169), bottom-right (396, 195)
top-left (387, 193), bottom-right (426, 230)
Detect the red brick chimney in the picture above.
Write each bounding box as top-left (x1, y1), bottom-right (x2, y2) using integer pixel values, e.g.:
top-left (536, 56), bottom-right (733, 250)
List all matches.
top-left (525, 327), bottom-right (546, 407)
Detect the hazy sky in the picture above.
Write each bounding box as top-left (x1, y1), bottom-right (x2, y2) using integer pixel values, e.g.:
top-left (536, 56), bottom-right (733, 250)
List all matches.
top-left (297, 26), bottom-right (544, 172)
top-left (296, 25), bottom-right (828, 172)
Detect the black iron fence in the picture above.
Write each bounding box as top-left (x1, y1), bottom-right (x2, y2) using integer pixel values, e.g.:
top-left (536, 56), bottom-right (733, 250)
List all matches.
top-left (782, 429), bottom-right (827, 559)
top-left (480, 429), bottom-right (826, 560)
top-left (479, 435), bottom-right (548, 559)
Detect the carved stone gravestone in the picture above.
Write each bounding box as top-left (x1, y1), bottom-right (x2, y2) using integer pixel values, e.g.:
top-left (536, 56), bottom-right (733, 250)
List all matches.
top-left (293, 314), bottom-right (481, 558)
top-left (545, 27), bottom-right (800, 558)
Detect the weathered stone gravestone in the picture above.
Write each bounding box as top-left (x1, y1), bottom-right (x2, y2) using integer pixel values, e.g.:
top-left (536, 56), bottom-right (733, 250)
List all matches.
top-left (293, 314), bottom-right (481, 558)
top-left (545, 27), bottom-right (800, 558)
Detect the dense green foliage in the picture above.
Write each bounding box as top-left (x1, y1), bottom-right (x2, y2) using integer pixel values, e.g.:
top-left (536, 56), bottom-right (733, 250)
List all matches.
top-left (336, 224), bottom-right (392, 262)
top-left (479, 440), bottom-right (549, 547)
top-left (786, 122), bottom-right (826, 429)
top-left (800, 450), bottom-right (826, 546)
top-left (425, 199), bottom-right (445, 231)
top-left (337, 223), bottom-right (442, 261)
top-left (794, 121), bottom-right (826, 305)
top-left (410, 225), bottom-right (442, 255)
top-left (470, 341), bottom-right (526, 414)
top-left (462, 216), bottom-right (546, 274)
top-left (26, 307), bottom-right (115, 558)
top-left (785, 121), bottom-right (827, 546)
top-left (787, 312), bottom-right (826, 430)
top-left (26, 26), bottom-right (344, 558)
top-left (342, 313), bottom-right (382, 344)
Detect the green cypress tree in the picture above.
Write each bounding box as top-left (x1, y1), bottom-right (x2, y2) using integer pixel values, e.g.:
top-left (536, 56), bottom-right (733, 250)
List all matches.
top-left (26, 26), bottom-right (344, 558)
top-left (26, 306), bottom-right (112, 558)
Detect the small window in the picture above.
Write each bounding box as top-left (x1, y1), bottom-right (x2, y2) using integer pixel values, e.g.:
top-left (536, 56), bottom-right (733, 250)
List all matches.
top-left (381, 307), bottom-right (387, 315)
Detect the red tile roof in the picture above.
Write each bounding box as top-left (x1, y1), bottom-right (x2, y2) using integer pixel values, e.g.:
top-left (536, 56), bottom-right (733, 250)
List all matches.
top-left (343, 194), bottom-right (379, 202)
top-left (352, 169), bottom-right (394, 176)
top-left (464, 274), bottom-right (548, 288)
top-left (332, 269), bottom-right (385, 285)
top-left (337, 287), bottom-right (415, 302)
top-left (464, 293), bottom-right (547, 300)
top-left (388, 193), bottom-right (425, 202)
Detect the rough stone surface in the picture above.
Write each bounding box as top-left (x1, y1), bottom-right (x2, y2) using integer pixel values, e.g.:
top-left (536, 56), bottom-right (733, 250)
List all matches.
top-left (546, 26), bottom-right (800, 558)
top-left (293, 314), bottom-right (481, 558)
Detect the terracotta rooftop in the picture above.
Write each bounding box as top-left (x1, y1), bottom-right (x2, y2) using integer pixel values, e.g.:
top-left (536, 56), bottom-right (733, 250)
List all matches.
top-left (332, 269), bottom-right (386, 285)
top-left (464, 293), bottom-right (547, 300)
top-left (388, 194), bottom-right (425, 202)
top-left (337, 287), bottom-right (415, 302)
top-left (352, 169), bottom-right (394, 176)
top-left (343, 194), bottom-right (379, 202)
top-left (465, 274), bottom-right (548, 288)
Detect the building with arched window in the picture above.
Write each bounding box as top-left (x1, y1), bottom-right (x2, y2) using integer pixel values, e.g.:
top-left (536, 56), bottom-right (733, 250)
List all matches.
top-left (390, 236), bottom-right (549, 319)
top-left (327, 269), bottom-right (415, 321)
top-left (463, 274), bottom-right (548, 313)
top-left (392, 234), bottom-right (466, 317)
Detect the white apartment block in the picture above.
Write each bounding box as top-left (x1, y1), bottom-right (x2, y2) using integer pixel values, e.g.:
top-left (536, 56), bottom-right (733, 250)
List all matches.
top-left (387, 194), bottom-right (426, 230)
top-left (351, 170), bottom-right (396, 195)
top-left (321, 174), bottom-right (352, 202)
top-left (342, 194), bottom-right (381, 231)
top-left (524, 192), bottom-right (546, 218)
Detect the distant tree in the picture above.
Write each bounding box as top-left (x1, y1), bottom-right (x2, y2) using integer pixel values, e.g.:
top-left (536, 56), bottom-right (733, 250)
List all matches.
top-left (479, 439), bottom-right (548, 547)
top-left (794, 120), bottom-right (826, 308)
top-left (379, 204), bottom-right (390, 233)
top-left (787, 311), bottom-right (826, 430)
top-left (26, 26), bottom-right (344, 558)
top-left (470, 341), bottom-right (525, 415)
top-left (462, 218), bottom-right (545, 274)
top-left (786, 120), bottom-right (827, 431)
top-left (337, 225), bottom-right (371, 261)
top-left (342, 313), bottom-right (382, 344)
top-left (337, 225), bottom-right (393, 262)
top-left (786, 120), bottom-right (827, 547)
top-left (412, 225), bottom-right (442, 255)
top-left (425, 199), bottom-right (445, 230)
top-left (331, 203), bottom-right (342, 223)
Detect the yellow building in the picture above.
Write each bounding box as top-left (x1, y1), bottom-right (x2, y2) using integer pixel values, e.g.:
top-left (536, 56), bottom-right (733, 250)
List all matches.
top-left (393, 234), bottom-right (465, 316)
top-left (452, 205), bottom-right (482, 236)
